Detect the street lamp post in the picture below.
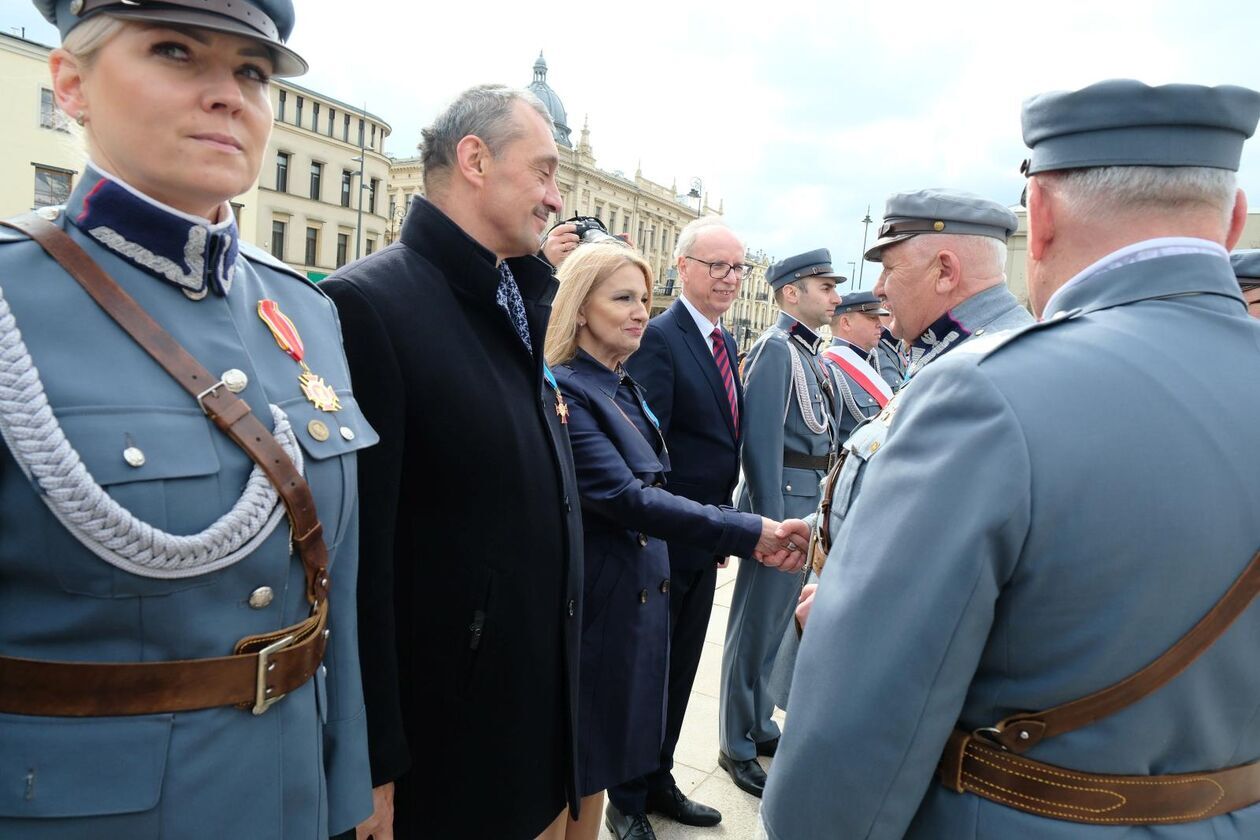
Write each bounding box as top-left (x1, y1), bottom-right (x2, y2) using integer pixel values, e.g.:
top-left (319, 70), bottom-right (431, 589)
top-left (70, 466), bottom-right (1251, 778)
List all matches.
top-left (858, 206), bottom-right (874, 289)
top-left (846, 261), bottom-right (857, 286)
top-left (353, 103), bottom-right (369, 260)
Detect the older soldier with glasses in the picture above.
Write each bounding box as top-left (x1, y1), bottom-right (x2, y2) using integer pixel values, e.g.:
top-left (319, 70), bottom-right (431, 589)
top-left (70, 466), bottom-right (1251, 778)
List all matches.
top-left (764, 79), bottom-right (1260, 840)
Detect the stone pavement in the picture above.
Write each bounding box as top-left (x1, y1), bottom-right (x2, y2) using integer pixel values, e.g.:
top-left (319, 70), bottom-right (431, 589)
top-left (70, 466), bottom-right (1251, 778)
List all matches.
top-left (598, 558), bottom-right (785, 839)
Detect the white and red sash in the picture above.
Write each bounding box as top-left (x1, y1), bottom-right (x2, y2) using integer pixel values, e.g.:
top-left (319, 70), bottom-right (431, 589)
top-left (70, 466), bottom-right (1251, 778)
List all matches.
top-left (823, 344), bottom-right (893, 408)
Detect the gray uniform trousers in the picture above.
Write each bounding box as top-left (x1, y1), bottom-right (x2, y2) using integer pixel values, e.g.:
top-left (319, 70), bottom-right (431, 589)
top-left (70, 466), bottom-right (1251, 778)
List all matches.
top-left (718, 313), bottom-right (833, 760)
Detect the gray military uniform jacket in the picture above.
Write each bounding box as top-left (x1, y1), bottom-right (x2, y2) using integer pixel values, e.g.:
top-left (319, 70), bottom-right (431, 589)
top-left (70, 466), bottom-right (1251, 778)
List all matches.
top-left (736, 312), bottom-right (835, 521)
top-left (0, 167), bottom-right (375, 838)
top-left (821, 338), bottom-right (886, 445)
top-left (764, 246), bottom-right (1260, 838)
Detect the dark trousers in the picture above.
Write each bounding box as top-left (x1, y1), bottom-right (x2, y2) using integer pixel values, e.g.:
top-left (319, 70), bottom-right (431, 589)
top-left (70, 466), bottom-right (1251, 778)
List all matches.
top-left (609, 563), bottom-right (718, 813)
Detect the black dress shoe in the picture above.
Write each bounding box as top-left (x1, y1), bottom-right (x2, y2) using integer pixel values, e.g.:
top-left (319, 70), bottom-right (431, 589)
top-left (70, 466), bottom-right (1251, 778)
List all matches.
top-left (605, 803), bottom-right (657, 840)
top-left (645, 784), bottom-right (722, 827)
top-left (756, 737), bottom-right (779, 758)
top-left (719, 751), bottom-right (767, 798)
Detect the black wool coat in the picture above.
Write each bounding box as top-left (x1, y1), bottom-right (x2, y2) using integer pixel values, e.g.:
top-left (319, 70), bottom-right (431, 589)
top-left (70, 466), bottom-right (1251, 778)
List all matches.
top-left (322, 197), bottom-right (584, 839)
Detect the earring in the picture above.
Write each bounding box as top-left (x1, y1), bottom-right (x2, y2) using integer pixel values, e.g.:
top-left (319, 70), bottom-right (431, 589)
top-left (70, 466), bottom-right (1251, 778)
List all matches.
top-left (75, 113), bottom-right (85, 127)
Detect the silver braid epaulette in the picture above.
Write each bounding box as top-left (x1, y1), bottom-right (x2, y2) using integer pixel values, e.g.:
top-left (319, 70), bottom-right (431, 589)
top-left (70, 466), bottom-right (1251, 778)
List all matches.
top-left (788, 344), bottom-right (829, 436)
top-left (832, 369), bottom-right (866, 425)
top-left (0, 283), bottom-right (301, 579)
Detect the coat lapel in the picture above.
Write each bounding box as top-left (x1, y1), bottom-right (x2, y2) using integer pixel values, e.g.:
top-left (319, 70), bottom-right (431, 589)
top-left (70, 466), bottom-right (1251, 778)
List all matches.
top-left (670, 299), bottom-right (737, 441)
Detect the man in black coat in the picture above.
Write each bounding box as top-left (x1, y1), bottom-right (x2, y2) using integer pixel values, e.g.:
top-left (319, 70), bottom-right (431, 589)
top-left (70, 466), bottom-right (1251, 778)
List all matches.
top-left (322, 85), bottom-right (583, 840)
top-left (610, 217), bottom-right (751, 837)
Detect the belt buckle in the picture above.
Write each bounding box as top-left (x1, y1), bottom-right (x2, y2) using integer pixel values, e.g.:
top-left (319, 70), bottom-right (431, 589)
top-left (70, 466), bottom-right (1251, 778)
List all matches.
top-left (195, 379), bottom-right (227, 416)
top-left (972, 727), bottom-right (1009, 751)
top-left (252, 633), bottom-right (296, 715)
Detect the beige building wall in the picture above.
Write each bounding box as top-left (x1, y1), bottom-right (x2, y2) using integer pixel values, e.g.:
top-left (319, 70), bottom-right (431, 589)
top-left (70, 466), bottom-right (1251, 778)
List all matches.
top-left (235, 81), bottom-right (392, 281)
top-left (0, 33), bottom-right (389, 282)
top-left (0, 32), bottom-right (87, 217)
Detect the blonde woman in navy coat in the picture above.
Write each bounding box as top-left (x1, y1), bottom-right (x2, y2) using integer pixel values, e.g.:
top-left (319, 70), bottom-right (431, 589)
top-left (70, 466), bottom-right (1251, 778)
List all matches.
top-left (544, 244), bottom-right (808, 840)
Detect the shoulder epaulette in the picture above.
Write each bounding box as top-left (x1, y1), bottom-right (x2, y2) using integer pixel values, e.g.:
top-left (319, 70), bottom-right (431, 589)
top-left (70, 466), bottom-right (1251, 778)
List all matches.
top-left (954, 309), bottom-right (1084, 365)
top-left (238, 240), bottom-right (311, 285)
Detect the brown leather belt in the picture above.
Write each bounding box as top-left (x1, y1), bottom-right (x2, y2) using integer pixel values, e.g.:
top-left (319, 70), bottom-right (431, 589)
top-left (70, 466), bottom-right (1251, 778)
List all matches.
top-left (938, 728), bottom-right (1260, 825)
top-left (0, 214), bottom-right (332, 717)
top-left (783, 449), bottom-right (831, 471)
top-left (937, 547), bottom-right (1260, 824)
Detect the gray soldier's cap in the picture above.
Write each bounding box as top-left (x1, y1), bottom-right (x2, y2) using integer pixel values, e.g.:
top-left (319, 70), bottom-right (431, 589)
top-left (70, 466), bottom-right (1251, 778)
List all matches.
top-left (833, 290), bottom-right (889, 316)
top-left (1021, 80), bottom-right (1260, 175)
top-left (864, 189), bottom-right (1018, 262)
top-left (767, 248), bottom-right (847, 291)
top-left (34, 0), bottom-right (307, 76)
top-left (1230, 250), bottom-right (1260, 289)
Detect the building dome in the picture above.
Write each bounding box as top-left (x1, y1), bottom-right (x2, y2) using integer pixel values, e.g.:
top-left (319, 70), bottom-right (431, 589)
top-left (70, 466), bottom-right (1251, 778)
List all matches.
top-left (528, 52), bottom-right (572, 148)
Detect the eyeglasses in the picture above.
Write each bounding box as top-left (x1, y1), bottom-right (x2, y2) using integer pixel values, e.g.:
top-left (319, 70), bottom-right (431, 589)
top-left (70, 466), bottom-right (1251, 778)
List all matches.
top-left (685, 256), bottom-right (754, 280)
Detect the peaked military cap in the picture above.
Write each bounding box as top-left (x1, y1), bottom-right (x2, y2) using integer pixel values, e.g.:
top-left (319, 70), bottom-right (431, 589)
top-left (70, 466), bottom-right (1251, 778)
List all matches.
top-left (1231, 250), bottom-right (1260, 289)
top-left (864, 189), bottom-right (1018, 261)
top-left (768, 248), bottom-right (847, 290)
top-left (34, 0), bottom-right (306, 76)
top-left (833, 290), bottom-right (889, 316)
top-left (1022, 80), bottom-right (1260, 175)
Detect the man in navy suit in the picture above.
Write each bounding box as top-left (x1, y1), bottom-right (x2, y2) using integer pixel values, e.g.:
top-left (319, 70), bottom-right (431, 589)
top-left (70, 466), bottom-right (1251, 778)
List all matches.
top-left (613, 217), bottom-right (752, 832)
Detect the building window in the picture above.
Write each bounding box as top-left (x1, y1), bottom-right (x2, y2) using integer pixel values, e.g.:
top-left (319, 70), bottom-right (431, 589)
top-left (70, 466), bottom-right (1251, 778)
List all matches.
top-left (39, 88), bottom-right (68, 132)
top-left (305, 226), bottom-right (319, 266)
top-left (388, 195), bottom-right (396, 220)
top-left (311, 102), bottom-right (319, 133)
top-left (295, 96), bottom-right (304, 128)
top-left (33, 165), bottom-right (72, 208)
top-left (230, 202), bottom-right (243, 225)
top-left (343, 114), bottom-right (350, 142)
top-left (370, 124), bottom-right (376, 149)
top-left (310, 161), bottom-right (323, 200)
top-left (275, 151), bottom-right (290, 192)
top-left (358, 119), bottom-right (365, 148)
top-left (341, 170), bottom-right (352, 207)
top-left (277, 89), bottom-right (286, 121)
top-left (365, 236), bottom-right (376, 255)
top-left (271, 220), bottom-right (286, 259)
top-left (327, 107), bottom-right (335, 137)
top-left (368, 178), bottom-right (378, 214)
top-left (336, 233), bottom-right (349, 268)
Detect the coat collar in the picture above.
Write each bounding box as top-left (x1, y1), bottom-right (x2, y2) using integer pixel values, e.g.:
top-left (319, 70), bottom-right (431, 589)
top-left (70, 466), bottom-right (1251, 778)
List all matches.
top-left (65, 163), bottom-right (240, 300)
top-left (568, 348), bottom-right (624, 398)
top-left (400, 196), bottom-right (557, 309)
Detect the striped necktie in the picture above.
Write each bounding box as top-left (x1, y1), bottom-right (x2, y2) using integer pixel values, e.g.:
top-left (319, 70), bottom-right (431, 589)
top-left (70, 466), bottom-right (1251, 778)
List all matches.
top-left (710, 326), bottom-right (739, 432)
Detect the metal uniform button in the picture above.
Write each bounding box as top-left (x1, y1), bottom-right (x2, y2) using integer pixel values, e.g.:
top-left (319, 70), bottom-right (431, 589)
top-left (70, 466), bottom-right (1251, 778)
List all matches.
top-left (870, 441), bottom-right (880, 453)
top-left (307, 419), bottom-right (330, 442)
top-left (785, 484), bottom-right (793, 493)
top-left (637, 532), bottom-right (648, 547)
top-left (660, 579), bottom-right (670, 594)
top-left (639, 589), bottom-right (648, 604)
top-left (974, 328), bottom-right (986, 337)
top-left (339, 426), bottom-right (355, 441)
top-left (248, 586), bottom-right (274, 609)
top-left (221, 369), bottom-right (248, 393)
top-left (123, 446), bottom-right (145, 467)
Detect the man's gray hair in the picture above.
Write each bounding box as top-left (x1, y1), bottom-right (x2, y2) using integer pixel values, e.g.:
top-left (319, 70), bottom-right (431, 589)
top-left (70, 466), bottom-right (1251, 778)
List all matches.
top-left (1045, 165), bottom-right (1236, 228)
top-left (420, 85), bottom-right (553, 191)
top-left (674, 216), bottom-right (741, 260)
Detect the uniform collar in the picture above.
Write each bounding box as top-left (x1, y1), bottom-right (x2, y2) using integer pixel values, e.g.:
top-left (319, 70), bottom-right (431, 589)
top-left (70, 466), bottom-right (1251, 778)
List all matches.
top-left (1044, 237), bottom-right (1235, 316)
top-left (65, 163), bottom-right (240, 300)
top-left (777, 311), bottom-right (823, 353)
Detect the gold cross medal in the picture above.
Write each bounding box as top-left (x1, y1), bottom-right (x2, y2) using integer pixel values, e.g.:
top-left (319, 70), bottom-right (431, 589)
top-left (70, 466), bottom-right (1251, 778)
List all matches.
top-left (543, 364), bottom-right (568, 424)
top-left (258, 299), bottom-right (342, 412)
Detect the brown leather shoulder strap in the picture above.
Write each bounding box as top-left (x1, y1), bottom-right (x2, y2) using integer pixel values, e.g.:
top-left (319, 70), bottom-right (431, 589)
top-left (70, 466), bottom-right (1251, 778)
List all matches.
top-left (985, 548), bottom-right (1260, 754)
top-left (1, 214), bottom-right (329, 605)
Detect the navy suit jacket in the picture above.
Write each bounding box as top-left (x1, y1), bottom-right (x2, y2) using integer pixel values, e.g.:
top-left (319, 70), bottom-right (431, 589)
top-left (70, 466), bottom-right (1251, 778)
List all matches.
top-left (625, 297), bottom-right (745, 571)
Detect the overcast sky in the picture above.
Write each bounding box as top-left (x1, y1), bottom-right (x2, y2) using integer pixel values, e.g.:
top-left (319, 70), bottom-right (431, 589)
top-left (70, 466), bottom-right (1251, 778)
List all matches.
top-left (8, 0), bottom-right (1260, 288)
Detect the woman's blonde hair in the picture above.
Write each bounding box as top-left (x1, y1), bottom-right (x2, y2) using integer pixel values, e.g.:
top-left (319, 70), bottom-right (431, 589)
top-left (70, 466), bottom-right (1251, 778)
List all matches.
top-left (60, 15), bottom-right (127, 67)
top-left (544, 244), bottom-right (654, 367)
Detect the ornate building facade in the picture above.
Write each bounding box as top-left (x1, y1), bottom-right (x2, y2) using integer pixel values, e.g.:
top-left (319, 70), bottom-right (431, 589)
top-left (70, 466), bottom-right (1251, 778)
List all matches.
top-left (385, 53), bottom-right (777, 350)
